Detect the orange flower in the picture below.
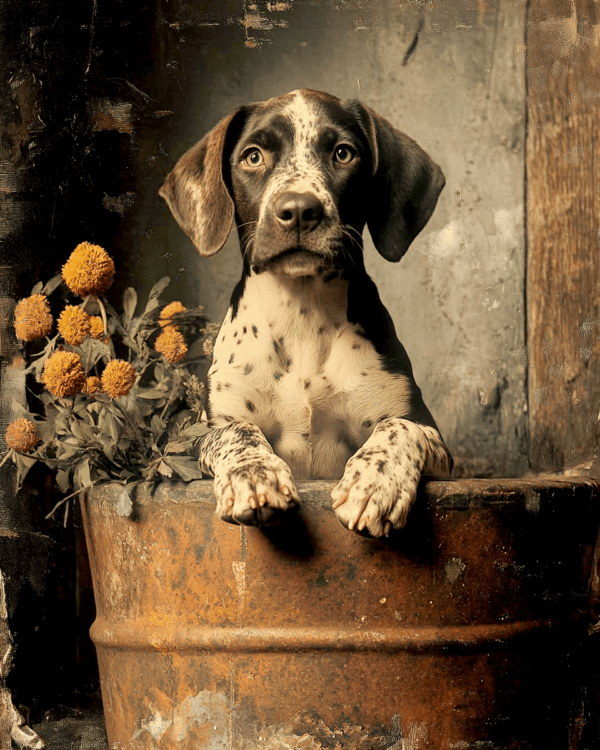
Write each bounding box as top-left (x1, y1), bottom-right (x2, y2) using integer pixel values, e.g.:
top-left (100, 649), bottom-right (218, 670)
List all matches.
top-left (42, 351), bottom-right (86, 397)
top-left (102, 360), bottom-right (136, 398)
top-left (155, 327), bottom-right (187, 363)
top-left (57, 305), bottom-right (91, 345)
top-left (5, 418), bottom-right (40, 452)
top-left (14, 294), bottom-right (53, 341)
top-left (159, 301), bottom-right (186, 329)
top-left (89, 316), bottom-right (106, 341)
top-left (62, 242), bottom-right (115, 297)
top-left (84, 376), bottom-right (102, 396)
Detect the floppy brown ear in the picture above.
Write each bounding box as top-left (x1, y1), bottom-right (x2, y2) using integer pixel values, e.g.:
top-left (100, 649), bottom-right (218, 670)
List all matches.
top-left (159, 107), bottom-right (247, 256)
top-left (346, 100), bottom-right (445, 262)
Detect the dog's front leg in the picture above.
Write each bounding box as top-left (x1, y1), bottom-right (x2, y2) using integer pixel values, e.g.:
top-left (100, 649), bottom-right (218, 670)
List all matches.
top-left (198, 422), bottom-right (300, 526)
top-left (331, 418), bottom-right (452, 538)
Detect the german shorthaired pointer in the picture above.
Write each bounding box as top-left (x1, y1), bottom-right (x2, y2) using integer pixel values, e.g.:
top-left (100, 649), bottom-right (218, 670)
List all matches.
top-left (160, 89), bottom-right (452, 537)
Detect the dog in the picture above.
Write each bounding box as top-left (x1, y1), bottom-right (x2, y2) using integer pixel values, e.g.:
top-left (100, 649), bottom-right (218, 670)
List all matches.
top-left (160, 89), bottom-right (452, 537)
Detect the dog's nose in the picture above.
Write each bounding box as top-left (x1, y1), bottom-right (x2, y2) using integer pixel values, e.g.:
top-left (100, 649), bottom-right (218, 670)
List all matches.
top-left (274, 192), bottom-right (324, 233)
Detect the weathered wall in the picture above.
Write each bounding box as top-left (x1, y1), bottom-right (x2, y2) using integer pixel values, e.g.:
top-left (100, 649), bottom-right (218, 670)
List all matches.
top-left (0, 2), bottom-right (529, 481)
top-left (134, 2), bottom-right (527, 477)
top-left (0, 0), bottom-right (529, 484)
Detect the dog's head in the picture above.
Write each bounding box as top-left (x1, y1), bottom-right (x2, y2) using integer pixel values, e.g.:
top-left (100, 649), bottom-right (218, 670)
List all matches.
top-left (160, 89), bottom-right (445, 277)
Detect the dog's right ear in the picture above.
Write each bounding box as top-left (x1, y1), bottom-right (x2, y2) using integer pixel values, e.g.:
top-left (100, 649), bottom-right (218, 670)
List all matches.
top-left (159, 107), bottom-right (248, 257)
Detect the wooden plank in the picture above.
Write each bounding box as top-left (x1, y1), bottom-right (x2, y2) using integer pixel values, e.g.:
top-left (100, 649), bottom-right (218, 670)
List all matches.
top-left (526, 0), bottom-right (600, 472)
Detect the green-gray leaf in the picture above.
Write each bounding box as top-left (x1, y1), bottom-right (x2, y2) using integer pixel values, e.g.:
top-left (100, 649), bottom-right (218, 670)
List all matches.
top-left (163, 456), bottom-right (204, 482)
top-left (122, 287), bottom-right (138, 325)
top-left (143, 277), bottom-right (170, 316)
top-left (42, 274), bottom-right (63, 297)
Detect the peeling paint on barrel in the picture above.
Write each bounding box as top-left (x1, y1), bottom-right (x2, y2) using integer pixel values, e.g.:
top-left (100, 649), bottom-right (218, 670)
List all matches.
top-left (133, 691), bottom-right (228, 748)
top-left (80, 478), bottom-right (600, 749)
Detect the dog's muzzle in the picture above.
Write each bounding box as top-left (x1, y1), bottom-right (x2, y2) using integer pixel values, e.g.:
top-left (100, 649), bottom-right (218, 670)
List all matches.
top-left (250, 191), bottom-right (339, 272)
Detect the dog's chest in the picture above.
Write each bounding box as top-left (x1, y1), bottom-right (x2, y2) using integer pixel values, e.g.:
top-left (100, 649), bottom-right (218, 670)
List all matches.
top-left (207, 277), bottom-right (412, 479)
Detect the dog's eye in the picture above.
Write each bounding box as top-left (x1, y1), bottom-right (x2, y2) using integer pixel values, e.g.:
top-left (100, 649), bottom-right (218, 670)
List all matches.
top-left (242, 148), bottom-right (264, 168)
top-left (334, 145), bottom-right (356, 165)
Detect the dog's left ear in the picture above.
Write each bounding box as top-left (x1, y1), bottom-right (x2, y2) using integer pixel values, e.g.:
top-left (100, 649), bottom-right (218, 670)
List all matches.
top-left (159, 107), bottom-right (248, 256)
top-left (346, 100), bottom-right (445, 262)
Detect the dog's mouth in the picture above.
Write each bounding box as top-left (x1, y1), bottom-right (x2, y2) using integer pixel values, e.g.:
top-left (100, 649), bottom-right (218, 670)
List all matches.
top-left (252, 248), bottom-right (332, 277)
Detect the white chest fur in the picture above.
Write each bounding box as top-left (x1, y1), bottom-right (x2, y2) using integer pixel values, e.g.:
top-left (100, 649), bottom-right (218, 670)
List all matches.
top-left (207, 271), bottom-right (413, 479)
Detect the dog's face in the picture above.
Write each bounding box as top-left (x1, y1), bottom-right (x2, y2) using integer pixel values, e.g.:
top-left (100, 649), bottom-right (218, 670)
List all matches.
top-left (160, 89), bottom-right (445, 273)
top-left (228, 90), bottom-right (374, 277)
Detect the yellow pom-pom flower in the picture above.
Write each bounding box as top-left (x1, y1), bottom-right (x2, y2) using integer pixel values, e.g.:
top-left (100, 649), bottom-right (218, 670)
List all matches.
top-left (101, 360), bottom-right (136, 399)
top-left (5, 418), bottom-right (40, 452)
top-left (159, 301), bottom-right (186, 329)
top-left (57, 305), bottom-right (91, 346)
top-left (89, 316), bottom-right (106, 341)
top-left (155, 327), bottom-right (188, 363)
top-left (84, 376), bottom-right (102, 396)
top-left (42, 351), bottom-right (86, 397)
top-left (62, 242), bottom-right (115, 297)
top-left (14, 294), bottom-right (53, 341)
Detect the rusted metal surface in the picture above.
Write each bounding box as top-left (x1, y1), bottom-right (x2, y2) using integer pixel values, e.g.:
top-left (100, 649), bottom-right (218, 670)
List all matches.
top-left (80, 478), bottom-right (600, 749)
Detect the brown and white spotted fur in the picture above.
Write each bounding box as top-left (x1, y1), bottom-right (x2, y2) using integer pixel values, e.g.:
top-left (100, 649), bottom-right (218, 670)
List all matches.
top-left (160, 89), bottom-right (452, 538)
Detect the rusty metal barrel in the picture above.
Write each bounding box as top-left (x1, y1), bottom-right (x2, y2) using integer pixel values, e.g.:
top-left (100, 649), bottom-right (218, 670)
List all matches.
top-left (80, 478), bottom-right (600, 749)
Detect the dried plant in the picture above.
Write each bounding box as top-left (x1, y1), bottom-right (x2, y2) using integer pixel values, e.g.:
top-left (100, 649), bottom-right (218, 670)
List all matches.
top-left (1, 243), bottom-right (213, 523)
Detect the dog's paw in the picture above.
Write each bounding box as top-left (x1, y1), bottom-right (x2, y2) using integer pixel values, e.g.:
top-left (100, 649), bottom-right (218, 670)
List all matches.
top-left (213, 453), bottom-right (300, 527)
top-left (331, 420), bottom-right (429, 537)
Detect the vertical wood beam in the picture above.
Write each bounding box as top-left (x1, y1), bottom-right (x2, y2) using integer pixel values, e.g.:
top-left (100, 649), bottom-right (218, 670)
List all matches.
top-left (526, 0), bottom-right (600, 472)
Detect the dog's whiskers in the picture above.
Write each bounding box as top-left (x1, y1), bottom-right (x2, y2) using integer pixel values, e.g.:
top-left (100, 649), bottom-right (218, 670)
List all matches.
top-left (236, 220), bottom-right (259, 232)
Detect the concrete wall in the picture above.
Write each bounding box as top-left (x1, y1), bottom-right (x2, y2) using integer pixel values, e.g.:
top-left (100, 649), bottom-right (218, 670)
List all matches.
top-left (127, 1), bottom-right (527, 477)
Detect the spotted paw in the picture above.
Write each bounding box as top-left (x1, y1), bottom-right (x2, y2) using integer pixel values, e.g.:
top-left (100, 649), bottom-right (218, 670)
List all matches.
top-left (213, 453), bottom-right (300, 527)
top-left (331, 419), bottom-right (431, 537)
